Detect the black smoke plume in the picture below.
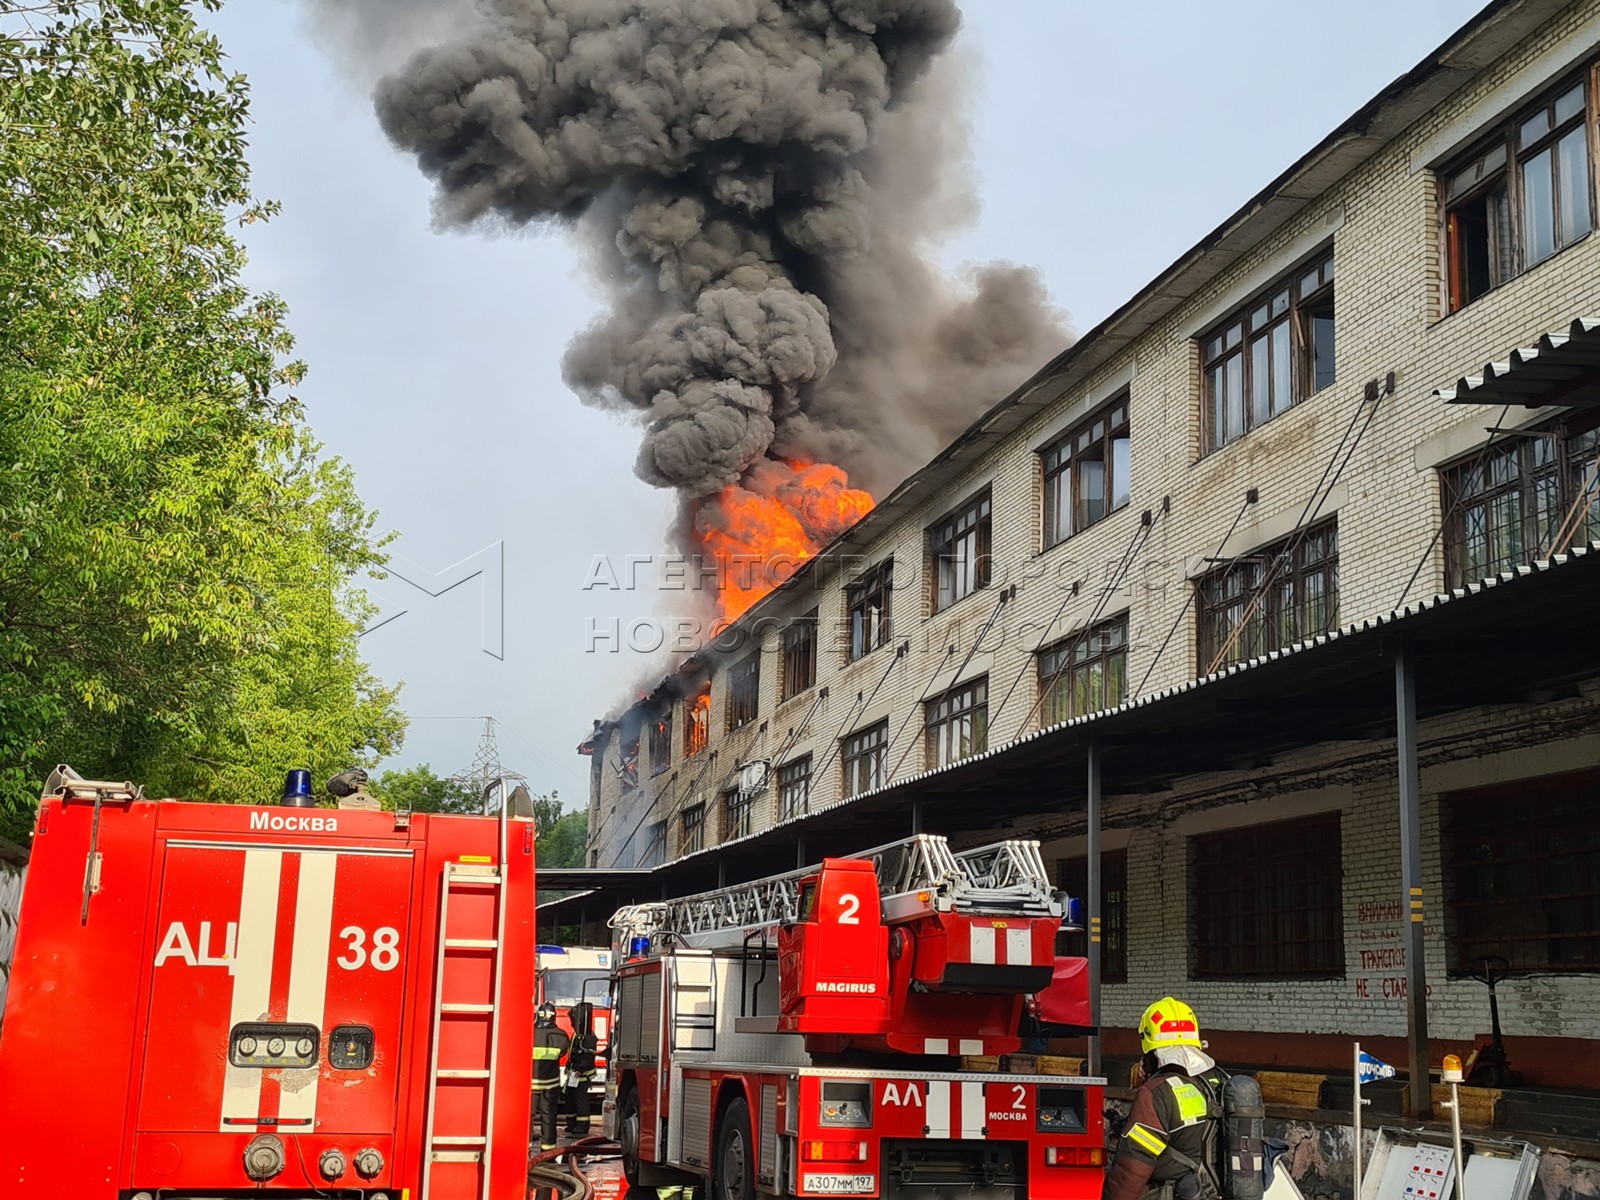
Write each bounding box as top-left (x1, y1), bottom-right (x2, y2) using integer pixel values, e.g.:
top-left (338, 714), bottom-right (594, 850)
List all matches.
top-left (371, 0), bottom-right (1067, 532)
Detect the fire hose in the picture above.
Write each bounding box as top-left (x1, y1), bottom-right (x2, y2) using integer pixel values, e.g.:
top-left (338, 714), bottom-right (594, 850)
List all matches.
top-left (528, 1136), bottom-right (622, 1200)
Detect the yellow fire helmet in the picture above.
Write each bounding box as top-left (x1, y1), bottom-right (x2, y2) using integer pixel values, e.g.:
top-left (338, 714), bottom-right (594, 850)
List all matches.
top-left (1139, 997), bottom-right (1203, 1053)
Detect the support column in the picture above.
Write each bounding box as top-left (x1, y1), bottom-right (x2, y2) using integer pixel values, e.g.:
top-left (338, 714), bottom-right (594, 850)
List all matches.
top-left (911, 797), bottom-right (924, 835)
top-left (1395, 640), bottom-right (1432, 1119)
top-left (797, 835), bottom-right (807, 870)
top-left (1086, 738), bottom-right (1103, 1078)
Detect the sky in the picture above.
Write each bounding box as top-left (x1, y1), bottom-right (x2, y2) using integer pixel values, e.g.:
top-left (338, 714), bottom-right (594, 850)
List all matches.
top-left (205, 0), bottom-right (1485, 806)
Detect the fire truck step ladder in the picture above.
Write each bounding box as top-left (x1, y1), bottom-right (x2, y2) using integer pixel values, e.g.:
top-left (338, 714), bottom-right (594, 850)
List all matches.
top-left (611, 834), bottom-right (1060, 949)
top-left (420, 803), bottom-right (512, 1200)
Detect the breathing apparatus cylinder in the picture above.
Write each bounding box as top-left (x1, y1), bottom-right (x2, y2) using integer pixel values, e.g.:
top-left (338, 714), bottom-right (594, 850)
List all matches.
top-left (1221, 1074), bottom-right (1266, 1200)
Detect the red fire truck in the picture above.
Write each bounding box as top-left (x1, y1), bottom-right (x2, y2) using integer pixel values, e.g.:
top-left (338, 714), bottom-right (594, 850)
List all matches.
top-left (605, 835), bottom-right (1108, 1200)
top-left (537, 943), bottom-right (613, 1105)
top-left (0, 766), bottom-right (538, 1199)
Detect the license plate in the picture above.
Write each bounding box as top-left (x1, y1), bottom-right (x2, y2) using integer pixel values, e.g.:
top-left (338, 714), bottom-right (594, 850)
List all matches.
top-left (803, 1173), bottom-right (876, 1195)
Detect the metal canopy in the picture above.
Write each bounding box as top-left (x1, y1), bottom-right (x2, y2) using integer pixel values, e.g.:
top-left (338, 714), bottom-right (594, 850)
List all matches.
top-left (543, 545), bottom-right (1600, 920)
top-left (1434, 316), bottom-right (1600, 406)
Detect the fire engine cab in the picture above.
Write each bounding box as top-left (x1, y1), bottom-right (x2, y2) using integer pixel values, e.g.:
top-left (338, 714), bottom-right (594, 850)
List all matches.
top-left (0, 766), bottom-right (537, 1200)
top-left (538, 943), bottom-right (613, 1099)
top-left (605, 835), bottom-right (1108, 1200)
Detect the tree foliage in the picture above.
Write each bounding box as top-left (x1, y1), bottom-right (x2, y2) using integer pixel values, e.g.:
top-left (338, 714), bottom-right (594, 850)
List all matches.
top-left (0, 0), bottom-right (405, 837)
top-left (371, 766), bottom-right (586, 870)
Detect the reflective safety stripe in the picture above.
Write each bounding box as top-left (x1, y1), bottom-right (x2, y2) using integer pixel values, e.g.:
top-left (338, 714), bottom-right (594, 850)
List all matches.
top-left (532, 1047), bottom-right (563, 1060)
top-left (531, 1081), bottom-right (560, 1091)
top-left (1168, 1079), bottom-right (1210, 1125)
top-left (1127, 1124), bottom-right (1168, 1157)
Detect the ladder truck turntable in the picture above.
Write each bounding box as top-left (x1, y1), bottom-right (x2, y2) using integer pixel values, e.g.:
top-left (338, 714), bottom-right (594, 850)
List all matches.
top-left (604, 835), bottom-right (1109, 1200)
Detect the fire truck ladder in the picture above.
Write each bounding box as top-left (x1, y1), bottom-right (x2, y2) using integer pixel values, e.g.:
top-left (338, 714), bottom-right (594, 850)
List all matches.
top-left (420, 793), bottom-right (512, 1200)
top-left (611, 834), bottom-right (1060, 947)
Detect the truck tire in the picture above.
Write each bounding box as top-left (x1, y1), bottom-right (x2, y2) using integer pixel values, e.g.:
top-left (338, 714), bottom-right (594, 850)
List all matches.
top-left (714, 1096), bottom-right (755, 1200)
top-left (619, 1086), bottom-right (643, 1187)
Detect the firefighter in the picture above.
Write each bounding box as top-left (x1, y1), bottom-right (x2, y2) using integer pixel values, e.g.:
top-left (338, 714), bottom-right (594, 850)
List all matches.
top-left (1103, 997), bottom-right (1230, 1200)
top-left (532, 1002), bottom-right (571, 1153)
top-left (564, 998), bottom-right (599, 1137)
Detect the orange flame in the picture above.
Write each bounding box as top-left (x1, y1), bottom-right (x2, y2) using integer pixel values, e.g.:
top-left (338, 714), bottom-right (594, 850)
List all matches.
top-left (696, 460), bottom-right (874, 621)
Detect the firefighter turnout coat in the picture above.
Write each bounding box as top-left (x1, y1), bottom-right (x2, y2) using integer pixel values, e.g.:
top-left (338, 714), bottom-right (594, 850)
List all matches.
top-left (532, 1024), bottom-right (571, 1092)
top-left (1103, 1064), bottom-right (1228, 1200)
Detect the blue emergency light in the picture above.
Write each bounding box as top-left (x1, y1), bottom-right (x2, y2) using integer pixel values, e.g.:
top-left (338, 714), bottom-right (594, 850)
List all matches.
top-left (280, 768), bottom-right (314, 808)
top-left (537, 945), bottom-right (567, 955)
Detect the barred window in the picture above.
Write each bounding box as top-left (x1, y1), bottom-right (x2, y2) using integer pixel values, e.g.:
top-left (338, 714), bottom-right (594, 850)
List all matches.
top-left (925, 677), bottom-right (988, 769)
top-left (619, 727), bottom-right (640, 792)
top-left (1056, 851), bottom-right (1129, 983)
top-left (724, 787), bottom-right (753, 841)
top-left (648, 712), bottom-right (671, 776)
top-left (778, 754), bottom-right (813, 820)
top-left (684, 683), bottom-right (710, 756)
top-left (727, 654), bottom-right (760, 731)
top-left (841, 721), bottom-right (888, 798)
top-left (1039, 616), bottom-right (1128, 725)
top-left (681, 803), bottom-right (705, 854)
top-left (1197, 520), bottom-right (1338, 673)
top-left (1201, 249), bottom-right (1335, 452)
top-left (1190, 813), bottom-right (1344, 979)
top-left (781, 610), bottom-right (818, 701)
top-left (1445, 768), bottom-right (1600, 973)
top-left (1043, 395), bottom-right (1131, 547)
top-left (929, 492), bottom-right (992, 612)
top-left (847, 560), bottom-right (894, 662)
top-left (1441, 418), bottom-right (1600, 589)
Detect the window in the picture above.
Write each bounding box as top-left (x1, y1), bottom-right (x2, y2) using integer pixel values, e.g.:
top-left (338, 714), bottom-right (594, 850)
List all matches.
top-left (727, 654), bottom-right (760, 731)
top-left (1039, 616), bottom-right (1128, 725)
top-left (1190, 813), bottom-right (1344, 978)
top-left (924, 677), bottom-right (988, 769)
top-left (1056, 851), bottom-right (1129, 983)
top-left (648, 712), bottom-right (671, 776)
top-left (929, 492), bottom-right (992, 612)
top-left (681, 803), bottom-right (705, 854)
top-left (619, 727), bottom-right (640, 792)
top-left (847, 560), bottom-right (893, 661)
top-left (1197, 520), bottom-right (1338, 672)
top-left (778, 754), bottom-right (813, 819)
top-left (1043, 396), bottom-right (1131, 547)
top-left (724, 787), bottom-right (753, 840)
top-left (781, 610), bottom-right (818, 701)
top-left (1202, 250), bottom-right (1335, 451)
top-left (1441, 417), bottom-right (1600, 589)
top-left (684, 683), bottom-right (710, 756)
top-left (841, 721), bottom-right (888, 798)
top-left (1445, 768), bottom-right (1600, 973)
top-left (1446, 76), bottom-right (1593, 311)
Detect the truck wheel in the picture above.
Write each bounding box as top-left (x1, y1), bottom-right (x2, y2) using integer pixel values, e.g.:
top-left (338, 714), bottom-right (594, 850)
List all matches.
top-left (619, 1086), bottom-right (643, 1187)
top-left (715, 1097), bottom-right (755, 1200)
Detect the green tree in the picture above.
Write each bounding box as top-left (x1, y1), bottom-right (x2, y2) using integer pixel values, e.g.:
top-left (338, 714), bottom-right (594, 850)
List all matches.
top-left (371, 764), bottom-right (481, 815)
top-left (538, 808), bottom-right (587, 869)
top-left (0, 1), bottom-right (405, 837)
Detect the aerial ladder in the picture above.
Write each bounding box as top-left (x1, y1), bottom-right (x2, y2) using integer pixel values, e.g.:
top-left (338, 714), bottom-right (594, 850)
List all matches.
top-left (605, 834), bottom-right (1107, 1200)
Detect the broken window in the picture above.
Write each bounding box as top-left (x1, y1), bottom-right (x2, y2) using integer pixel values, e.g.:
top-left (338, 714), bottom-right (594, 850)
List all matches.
top-left (723, 787), bottom-right (753, 840)
top-left (619, 726), bottom-right (640, 792)
top-left (1189, 812), bottom-right (1344, 979)
top-left (780, 609), bottom-right (817, 701)
top-left (1038, 615), bottom-right (1128, 725)
top-left (1201, 249), bottom-right (1335, 452)
top-left (681, 803), bottom-right (705, 854)
top-left (778, 754), bottom-right (812, 819)
top-left (840, 720), bottom-right (888, 798)
top-left (846, 559), bottom-right (893, 661)
top-left (929, 491), bottom-right (992, 612)
top-left (1445, 76), bottom-right (1593, 311)
top-left (1444, 767), bottom-right (1600, 973)
top-left (1055, 850), bottom-right (1129, 983)
top-left (727, 654), bottom-right (760, 731)
top-left (683, 683), bottom-right (710, 756)
top-left (924, 676), bottom-right (987, 769)
top-left (1042, 394), bottom-right (1131, 547)
top-left (1196, 519), bottom-right (1339, 672)
top-left (648, 711), bottom-right (671, 776)
top-left (1441, 418), bottom-right (1600, 589)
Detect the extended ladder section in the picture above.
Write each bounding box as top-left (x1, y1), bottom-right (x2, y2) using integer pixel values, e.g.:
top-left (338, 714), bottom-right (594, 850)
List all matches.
top-left (420, 805), bottom-right (510, 1200)
top-left (611, 834), bottom-right (1060, 950)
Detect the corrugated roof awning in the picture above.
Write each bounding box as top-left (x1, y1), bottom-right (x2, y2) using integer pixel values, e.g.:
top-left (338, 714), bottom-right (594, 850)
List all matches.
top-left (1435, 316), bottom-right (1600, 406)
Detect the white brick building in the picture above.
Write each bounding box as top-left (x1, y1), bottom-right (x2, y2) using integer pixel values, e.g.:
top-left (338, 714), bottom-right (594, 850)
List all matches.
top-left (579, 0), bottom-right (1600, 1092)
